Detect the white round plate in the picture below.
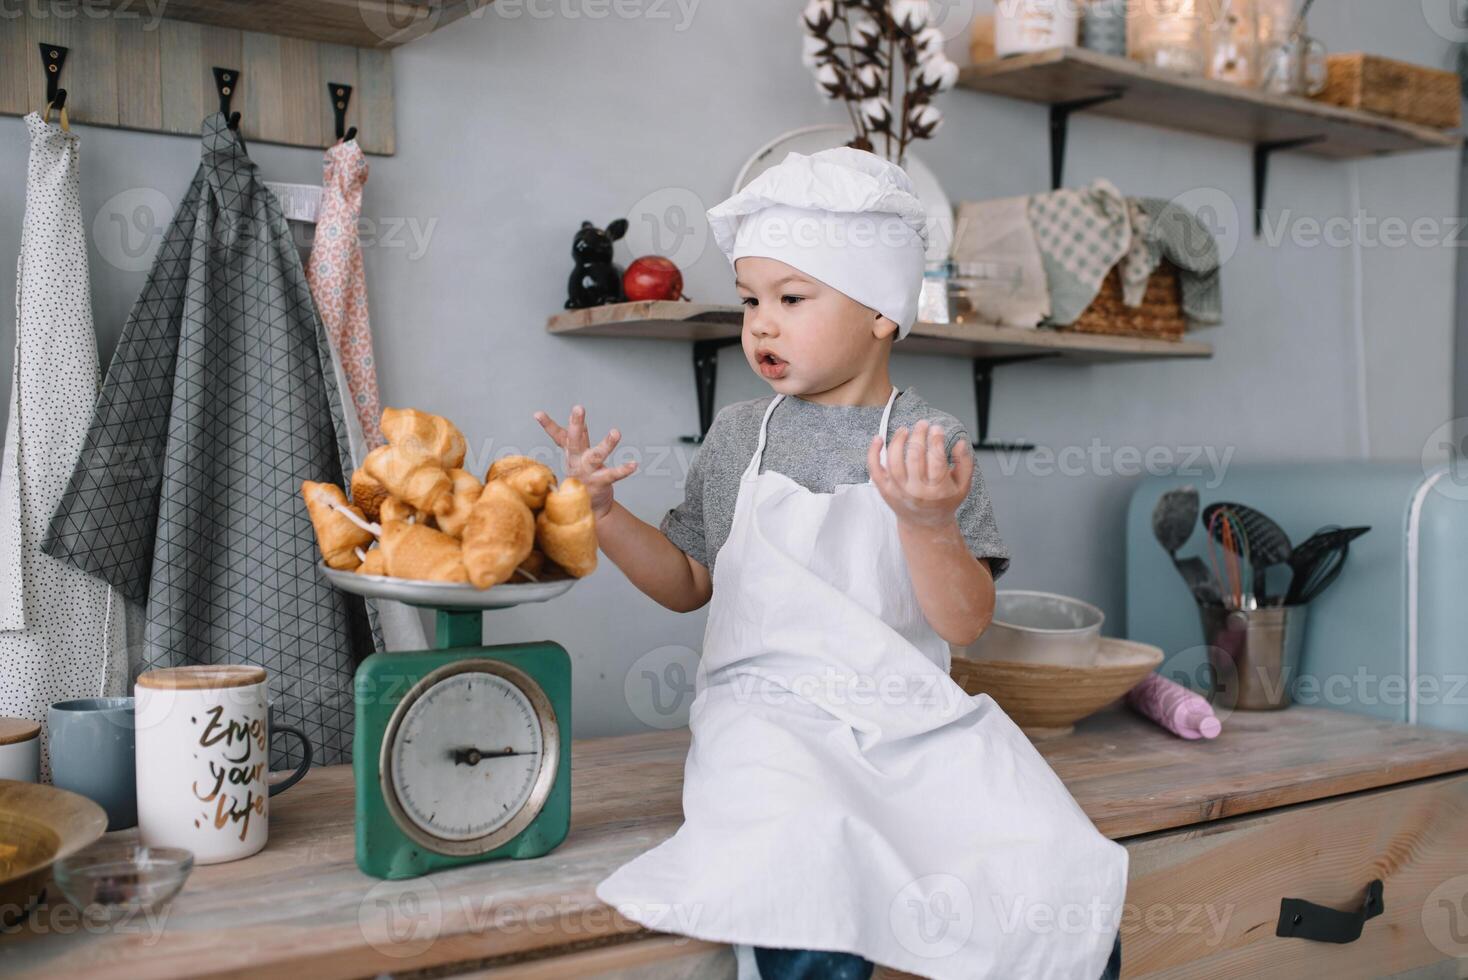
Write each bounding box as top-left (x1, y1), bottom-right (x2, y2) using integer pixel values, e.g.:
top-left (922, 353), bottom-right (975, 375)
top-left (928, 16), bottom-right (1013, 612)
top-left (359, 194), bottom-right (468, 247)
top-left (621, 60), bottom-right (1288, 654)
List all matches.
top-left (319, 563), bottom-right (577, 610)
top-left (731, 124), bottom-right (954, 265)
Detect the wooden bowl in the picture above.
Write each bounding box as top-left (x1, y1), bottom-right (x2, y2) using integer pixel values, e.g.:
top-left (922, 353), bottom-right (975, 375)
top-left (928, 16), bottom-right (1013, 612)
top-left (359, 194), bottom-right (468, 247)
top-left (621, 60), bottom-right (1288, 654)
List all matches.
top-left (950, 637), bottom-right (1164, 739)
top-left (0, 780), bottom-right (108, 926)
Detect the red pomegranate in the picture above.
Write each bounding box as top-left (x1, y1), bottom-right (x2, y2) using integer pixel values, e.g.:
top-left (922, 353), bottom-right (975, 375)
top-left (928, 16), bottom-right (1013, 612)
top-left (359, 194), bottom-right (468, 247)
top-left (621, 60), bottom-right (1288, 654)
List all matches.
top-left (623, 256), bottom-right (684, 302)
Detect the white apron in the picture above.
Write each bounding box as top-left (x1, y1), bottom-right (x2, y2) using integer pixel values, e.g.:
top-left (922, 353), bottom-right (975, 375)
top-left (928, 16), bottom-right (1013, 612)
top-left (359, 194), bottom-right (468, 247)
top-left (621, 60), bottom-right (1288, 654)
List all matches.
top-left (0, 114), bottom-right (129, 778)
top-left (596, 387), bottom-right (1127, 979)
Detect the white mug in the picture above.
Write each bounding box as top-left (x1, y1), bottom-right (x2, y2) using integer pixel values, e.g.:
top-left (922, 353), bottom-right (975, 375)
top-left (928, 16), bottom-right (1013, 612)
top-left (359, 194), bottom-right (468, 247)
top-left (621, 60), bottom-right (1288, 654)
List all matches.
top-left (134, 666), bottom-right (311, 864)
top-left (0, 718), bottom-right (40, 782)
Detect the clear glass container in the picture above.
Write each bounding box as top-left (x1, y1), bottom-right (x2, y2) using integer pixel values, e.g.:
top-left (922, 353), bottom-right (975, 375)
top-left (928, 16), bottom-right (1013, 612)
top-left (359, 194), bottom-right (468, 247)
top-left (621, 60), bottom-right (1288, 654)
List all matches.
top-left (1128, 0), bottom-right (1206, 76)
top-left (1205, 0), bottom-right (1256, 86)
top-left (53, 841), bottom-right (194, 922)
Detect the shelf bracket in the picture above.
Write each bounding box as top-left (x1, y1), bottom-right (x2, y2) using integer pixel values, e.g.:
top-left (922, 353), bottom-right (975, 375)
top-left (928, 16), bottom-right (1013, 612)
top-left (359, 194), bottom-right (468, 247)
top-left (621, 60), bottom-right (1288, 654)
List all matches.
top-left (1049, 87), bottom-right (1125, 190)
top-left (1253, 135), bottom-right (1325, 237)
top-left (972, 353), bottom-right (1058, 452)
top-left (681, 337), bottom-right (743, 444)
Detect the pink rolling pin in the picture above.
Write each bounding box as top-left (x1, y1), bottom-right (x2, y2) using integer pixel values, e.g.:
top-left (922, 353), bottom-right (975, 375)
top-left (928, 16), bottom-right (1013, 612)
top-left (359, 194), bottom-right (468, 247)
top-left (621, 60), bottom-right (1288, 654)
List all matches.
top-left (1125, 672), bottom-right (1221, 740)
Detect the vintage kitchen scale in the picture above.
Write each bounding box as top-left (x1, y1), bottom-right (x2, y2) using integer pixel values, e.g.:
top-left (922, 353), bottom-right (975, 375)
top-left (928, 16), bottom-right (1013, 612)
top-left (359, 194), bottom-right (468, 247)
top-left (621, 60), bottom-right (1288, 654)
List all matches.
top-left (323, 565), bottom-right (574, 880)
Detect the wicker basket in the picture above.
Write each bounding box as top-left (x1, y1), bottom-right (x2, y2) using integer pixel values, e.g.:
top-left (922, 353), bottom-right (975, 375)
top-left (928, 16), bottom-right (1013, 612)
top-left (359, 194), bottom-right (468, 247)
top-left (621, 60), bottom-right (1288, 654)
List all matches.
top-left (1063, 259), bottom-right (1187, 341)
top-left (1314, 53), bottom-right (1461, 130)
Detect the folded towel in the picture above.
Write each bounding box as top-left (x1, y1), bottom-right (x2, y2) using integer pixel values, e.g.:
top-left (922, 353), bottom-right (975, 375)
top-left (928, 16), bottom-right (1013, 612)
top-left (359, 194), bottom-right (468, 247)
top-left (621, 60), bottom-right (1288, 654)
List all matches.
top-left (952, 194), bottom-right (1050, 328)
top-left (1121, 197), bottom-right (1223, 326)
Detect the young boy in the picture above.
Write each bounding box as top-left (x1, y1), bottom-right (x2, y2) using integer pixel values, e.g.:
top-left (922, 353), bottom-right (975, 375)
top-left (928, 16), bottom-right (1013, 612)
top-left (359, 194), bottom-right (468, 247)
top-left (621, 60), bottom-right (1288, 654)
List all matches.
top-left (535, 148), bottom-right (1125, 980)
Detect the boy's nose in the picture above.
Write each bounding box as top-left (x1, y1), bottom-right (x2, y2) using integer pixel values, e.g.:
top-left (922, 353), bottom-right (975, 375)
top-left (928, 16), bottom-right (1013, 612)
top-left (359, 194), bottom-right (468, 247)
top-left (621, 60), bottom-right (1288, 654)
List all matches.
top-left (746, 306), bottom-right (776, 337)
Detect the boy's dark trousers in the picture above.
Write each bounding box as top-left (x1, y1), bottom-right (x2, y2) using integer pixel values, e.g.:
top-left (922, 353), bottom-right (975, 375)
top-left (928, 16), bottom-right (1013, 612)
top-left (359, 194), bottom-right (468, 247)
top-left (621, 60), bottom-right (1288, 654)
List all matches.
top-left (752, 929), bottom-right (1123, 979)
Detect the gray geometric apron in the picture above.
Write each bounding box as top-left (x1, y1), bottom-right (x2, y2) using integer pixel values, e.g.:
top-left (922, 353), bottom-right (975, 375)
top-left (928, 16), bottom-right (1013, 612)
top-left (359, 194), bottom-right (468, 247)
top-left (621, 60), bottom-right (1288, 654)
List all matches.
top-left (43, 114), bottom-right (372, 767)
top-left (0, 113), bottom-right (130, 781)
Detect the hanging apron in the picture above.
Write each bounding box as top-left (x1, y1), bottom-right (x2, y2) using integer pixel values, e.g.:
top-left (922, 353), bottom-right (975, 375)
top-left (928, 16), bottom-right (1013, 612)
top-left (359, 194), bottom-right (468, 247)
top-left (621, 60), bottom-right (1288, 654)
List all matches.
top-left (0, 113), bottom-right (129, 779)
top-left (43, 114), bottom-right (372, 768)
top-left (304, 137), bottom-right (425, 653)
top-left (596, 387), bottom-right (1127, 979)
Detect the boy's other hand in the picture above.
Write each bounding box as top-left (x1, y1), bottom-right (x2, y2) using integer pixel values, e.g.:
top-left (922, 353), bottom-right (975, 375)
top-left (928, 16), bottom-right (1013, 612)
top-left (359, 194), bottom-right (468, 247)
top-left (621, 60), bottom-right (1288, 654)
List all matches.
top-left (868, 420), bottom-right (973, 529)
top-left (533, 404), bottom-right (638, 520)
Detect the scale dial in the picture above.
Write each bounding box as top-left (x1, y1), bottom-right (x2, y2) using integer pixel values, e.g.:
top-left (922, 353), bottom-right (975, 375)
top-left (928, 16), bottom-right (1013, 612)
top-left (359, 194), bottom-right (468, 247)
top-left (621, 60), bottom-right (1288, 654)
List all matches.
top-left (380, 659), bottom-right (560, 856)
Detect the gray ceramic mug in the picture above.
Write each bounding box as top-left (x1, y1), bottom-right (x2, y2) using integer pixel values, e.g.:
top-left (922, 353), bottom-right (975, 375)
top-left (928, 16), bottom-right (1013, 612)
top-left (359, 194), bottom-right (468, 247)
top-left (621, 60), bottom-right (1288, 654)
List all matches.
top-left (48, 697), bottom-right (136, 831)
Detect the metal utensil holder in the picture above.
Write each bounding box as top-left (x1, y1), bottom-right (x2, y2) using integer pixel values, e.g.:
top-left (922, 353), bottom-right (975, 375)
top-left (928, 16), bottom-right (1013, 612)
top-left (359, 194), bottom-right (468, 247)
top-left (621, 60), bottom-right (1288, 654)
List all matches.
top-left (1199, 603), bottom-right (1308, 710)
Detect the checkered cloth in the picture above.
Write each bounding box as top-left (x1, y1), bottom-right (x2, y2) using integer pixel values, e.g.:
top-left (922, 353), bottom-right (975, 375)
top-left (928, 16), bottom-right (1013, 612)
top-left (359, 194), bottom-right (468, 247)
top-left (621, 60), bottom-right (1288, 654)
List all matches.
top-left (1026, 178), bottom-right (1131, 325)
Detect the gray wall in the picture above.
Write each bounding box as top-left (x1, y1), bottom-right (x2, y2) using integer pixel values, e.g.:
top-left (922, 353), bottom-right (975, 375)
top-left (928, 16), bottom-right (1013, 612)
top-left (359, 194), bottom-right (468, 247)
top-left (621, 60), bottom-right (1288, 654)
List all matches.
top-left (1, 0), bottom-right (1461, 736)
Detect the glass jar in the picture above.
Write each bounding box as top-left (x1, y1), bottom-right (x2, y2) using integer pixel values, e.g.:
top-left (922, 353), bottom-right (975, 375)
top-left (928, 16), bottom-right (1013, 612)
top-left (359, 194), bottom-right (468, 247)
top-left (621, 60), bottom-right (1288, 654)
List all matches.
top-left (1128, 0), bottom-right (1206, 76)
top-left (1205, 0), bottom-right (1256, 86)
top-left (1255, 0), bottom-right (1327, 95)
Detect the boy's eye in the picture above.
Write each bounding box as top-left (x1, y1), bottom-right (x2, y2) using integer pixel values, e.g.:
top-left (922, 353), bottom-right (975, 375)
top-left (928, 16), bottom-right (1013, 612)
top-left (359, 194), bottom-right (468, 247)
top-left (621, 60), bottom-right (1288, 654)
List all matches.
top-left (781, 295), bottom-right (804, 305)
top-left (739, 296), bottom-right (757, 307)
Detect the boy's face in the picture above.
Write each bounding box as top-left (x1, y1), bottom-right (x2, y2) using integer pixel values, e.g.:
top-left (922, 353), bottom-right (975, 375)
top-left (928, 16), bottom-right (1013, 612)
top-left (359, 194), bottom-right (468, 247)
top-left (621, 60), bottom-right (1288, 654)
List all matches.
top-left (733, 256), bottom-right (897, 397)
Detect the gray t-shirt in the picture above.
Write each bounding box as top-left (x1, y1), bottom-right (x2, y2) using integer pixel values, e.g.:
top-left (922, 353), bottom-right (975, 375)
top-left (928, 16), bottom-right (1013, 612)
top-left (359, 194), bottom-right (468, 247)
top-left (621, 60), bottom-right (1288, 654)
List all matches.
top-left (659, 386), bottom-right (1011, 579)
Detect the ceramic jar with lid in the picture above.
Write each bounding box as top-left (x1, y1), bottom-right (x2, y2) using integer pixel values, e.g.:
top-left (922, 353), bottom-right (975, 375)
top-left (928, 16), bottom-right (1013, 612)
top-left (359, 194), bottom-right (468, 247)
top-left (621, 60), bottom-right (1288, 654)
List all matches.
top-left (0, 718), bottom-right (40, 782)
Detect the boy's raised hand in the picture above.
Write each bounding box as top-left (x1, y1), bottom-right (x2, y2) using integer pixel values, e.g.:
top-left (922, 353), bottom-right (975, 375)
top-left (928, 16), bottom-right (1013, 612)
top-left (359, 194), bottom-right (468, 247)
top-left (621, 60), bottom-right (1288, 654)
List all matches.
top-left (868, 420), bottom-right (974, 529)
top-left (533, 404), bottom-right (638, 519)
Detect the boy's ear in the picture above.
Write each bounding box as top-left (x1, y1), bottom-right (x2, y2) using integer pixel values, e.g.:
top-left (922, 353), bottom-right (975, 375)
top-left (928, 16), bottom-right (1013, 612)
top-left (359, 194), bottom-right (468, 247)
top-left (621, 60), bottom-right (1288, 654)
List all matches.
top-left (871, 312), bottom-right (899, 342)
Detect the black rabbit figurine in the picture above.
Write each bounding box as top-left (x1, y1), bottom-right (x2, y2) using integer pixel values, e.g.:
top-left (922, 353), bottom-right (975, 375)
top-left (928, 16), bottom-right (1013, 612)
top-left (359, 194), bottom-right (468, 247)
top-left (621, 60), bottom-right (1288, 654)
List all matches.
top-left (565, 218), bottom-right (629, 309)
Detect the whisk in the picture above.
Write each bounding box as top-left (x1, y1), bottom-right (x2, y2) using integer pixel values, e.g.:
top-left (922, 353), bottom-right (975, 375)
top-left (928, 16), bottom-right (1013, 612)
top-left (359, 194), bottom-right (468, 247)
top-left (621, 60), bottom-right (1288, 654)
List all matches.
top-left (1206, 507), bottom-right (1253, 609)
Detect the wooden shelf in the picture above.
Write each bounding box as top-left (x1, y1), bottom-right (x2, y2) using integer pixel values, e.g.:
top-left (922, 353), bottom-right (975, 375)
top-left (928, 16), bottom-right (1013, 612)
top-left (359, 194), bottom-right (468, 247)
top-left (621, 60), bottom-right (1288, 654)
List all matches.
top-left (547, 301), bottom-right (1214, 363)
top-left (85, 0), bottom-right (483, 49)
top-left (549, 301), bottom-right (1211, 447)
top-left (959, 47), bottom-right (1460, 158)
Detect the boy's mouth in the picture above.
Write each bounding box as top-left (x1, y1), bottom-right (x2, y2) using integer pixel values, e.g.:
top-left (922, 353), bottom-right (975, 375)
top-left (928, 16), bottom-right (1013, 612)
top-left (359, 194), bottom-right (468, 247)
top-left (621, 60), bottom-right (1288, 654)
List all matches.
top-left (755, 350), bottom-right (788, 379)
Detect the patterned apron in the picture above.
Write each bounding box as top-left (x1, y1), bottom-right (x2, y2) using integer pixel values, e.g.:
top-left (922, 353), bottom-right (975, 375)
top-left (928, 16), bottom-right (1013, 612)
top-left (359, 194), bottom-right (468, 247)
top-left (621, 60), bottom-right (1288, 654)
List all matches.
top-left (0, 113), bottom-right (129, 779)
top-left (44, 114), bottom-right (372, 767)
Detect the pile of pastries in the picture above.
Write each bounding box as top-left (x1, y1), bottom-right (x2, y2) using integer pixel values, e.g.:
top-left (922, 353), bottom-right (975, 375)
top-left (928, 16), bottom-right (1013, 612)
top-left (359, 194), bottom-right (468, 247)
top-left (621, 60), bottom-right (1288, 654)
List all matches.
top-left (302, 407), bottom-right (596, 587)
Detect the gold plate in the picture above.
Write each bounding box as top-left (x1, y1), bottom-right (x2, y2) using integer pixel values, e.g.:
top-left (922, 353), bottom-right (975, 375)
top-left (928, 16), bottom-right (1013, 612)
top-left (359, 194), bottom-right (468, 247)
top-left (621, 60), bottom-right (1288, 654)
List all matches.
top-left (0, 780), bottom-right (107, 925)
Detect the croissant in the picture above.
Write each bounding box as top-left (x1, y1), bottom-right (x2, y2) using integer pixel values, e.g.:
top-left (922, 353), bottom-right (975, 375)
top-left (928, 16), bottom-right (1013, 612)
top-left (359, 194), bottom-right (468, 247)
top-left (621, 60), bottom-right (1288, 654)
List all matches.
top-left (380, 496), bottom-right (421, 525)
top-left (302, 481), bottom-right (376, 571)
top-left (364, 444), bottom-right (453, 515)
top-left (535, 477), bottom-right (597, 578)
top-left (350, 465), bottom-right (390, 523)
top-left (485, 455), bottom-right (557, 511)
top-left (379, 520), bottom-right (468, 583)
top-left (436, 468), bottom-right (483, 539)
top-left (356, 546), bottom-right (387, 577)
top-left (462, 480), bottom-right (535, 588)
top-left (381, 407), bottom-right (466, 469)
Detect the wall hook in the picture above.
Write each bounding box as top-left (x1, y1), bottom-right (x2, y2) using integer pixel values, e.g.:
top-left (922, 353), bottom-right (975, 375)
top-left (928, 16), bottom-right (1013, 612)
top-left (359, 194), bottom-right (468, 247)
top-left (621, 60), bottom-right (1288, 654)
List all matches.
top-left (39, 43), bottom-right (69, 112)
top-left (329, 82), bottom-right (357, 142)
top-left (213, 66), bottom-right (242, 130)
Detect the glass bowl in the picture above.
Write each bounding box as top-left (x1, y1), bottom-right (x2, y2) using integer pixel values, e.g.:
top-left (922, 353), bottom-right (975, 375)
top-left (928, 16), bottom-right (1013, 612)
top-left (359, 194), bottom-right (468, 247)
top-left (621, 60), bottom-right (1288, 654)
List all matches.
top-left (52, 841), bottom-right (193, 921)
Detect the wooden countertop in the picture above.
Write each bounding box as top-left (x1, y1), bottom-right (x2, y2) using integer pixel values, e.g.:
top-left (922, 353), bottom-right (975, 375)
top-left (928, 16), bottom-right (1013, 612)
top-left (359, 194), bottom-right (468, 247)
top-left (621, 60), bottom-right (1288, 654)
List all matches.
top-left (6, 704), bottom-right (1468, 978)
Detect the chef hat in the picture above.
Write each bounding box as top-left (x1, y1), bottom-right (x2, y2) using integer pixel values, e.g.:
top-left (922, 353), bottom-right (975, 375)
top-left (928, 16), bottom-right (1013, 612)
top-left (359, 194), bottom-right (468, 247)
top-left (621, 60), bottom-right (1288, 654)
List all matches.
top-left (706, 147), bottom-right (929, 339)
